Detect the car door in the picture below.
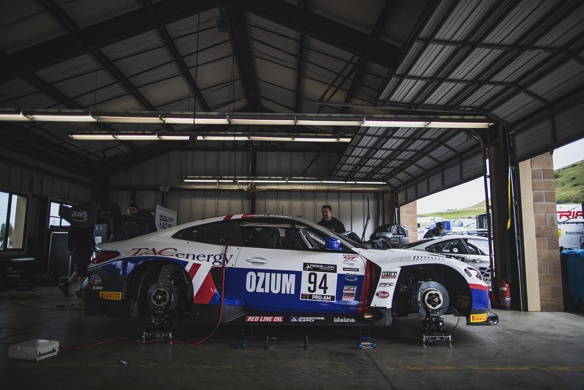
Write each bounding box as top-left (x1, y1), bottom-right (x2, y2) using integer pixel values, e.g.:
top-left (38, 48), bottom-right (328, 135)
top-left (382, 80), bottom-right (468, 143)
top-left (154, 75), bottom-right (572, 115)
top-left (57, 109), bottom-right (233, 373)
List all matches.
top-left (233, 218), bottom-right (366, 313)
top-left (462, 237), bottom-right (492, 282)
top-left (426, 239), bottom-right (468, 262)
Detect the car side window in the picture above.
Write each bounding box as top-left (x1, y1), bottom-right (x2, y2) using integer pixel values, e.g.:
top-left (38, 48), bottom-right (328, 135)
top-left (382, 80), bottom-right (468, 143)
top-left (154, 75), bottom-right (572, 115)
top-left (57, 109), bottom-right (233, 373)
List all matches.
top-left (465, 238), bottom-right (488, 256)
top-left (427, 239), bottom-right (467, 254)
top-left (173, 221), bottom-right (242, 246)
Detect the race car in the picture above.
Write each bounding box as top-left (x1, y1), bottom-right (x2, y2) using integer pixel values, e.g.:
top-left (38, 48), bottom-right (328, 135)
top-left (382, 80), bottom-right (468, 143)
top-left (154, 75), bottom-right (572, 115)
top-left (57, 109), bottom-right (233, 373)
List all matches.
top-left (83, 214), bottom-right (498, 329)
top-left (400, 235), bottom-right (493, 284)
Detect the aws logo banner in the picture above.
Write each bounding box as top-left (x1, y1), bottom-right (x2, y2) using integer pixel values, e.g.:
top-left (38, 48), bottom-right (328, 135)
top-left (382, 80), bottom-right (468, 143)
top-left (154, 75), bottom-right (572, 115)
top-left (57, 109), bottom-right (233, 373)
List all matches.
top-left (59, 205), bottom-right (96, 227)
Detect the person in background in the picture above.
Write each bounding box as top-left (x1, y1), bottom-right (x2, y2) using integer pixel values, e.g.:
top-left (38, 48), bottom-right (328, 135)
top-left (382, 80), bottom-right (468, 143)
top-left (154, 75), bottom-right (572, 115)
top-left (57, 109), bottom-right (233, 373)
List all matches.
top-left (59, 202), bottom-right (96, 298)
top-left (317, 205), bottom-right (346, 233)
top-left (127, 202), bottom-right (138, 216)
top-left (424, 221), bottom-right (445, 238)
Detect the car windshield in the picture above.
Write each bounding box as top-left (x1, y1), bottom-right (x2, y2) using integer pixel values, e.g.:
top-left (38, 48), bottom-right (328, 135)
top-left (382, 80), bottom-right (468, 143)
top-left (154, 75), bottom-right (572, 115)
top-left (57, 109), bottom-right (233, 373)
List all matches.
top-left (293, 216), bottom-right (367, 249)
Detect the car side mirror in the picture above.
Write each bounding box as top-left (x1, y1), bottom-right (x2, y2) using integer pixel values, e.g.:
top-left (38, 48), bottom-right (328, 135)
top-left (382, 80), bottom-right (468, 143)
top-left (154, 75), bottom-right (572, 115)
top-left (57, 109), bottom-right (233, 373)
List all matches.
top-left (325, 237), bottom-right (342, 251)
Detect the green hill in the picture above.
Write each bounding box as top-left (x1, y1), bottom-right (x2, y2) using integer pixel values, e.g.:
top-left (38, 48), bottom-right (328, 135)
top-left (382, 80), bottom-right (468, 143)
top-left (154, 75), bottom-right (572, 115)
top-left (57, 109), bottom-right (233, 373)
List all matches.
top-left (418, 201), bottom-right (487, 219)
top-left (555, 159), bottom-right (584, 204)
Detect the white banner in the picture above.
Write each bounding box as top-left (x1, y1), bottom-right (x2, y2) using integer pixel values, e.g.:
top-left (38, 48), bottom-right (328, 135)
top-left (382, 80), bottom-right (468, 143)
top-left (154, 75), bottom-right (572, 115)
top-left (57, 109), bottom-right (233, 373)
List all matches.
top-left (155, 204), bottom-right (178, 230)
top-left (557, 204), bottom-right (584, 250)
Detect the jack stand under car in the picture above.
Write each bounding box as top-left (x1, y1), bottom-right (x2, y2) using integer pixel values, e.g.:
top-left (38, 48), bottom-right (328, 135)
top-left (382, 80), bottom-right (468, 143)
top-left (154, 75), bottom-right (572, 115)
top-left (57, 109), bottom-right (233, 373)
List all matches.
top-left (143, 313), bottom-right (173, 344)
top-left (422, 316), bottom-right (452, 347)
top-left (412, 280), bottom-right (453, 347)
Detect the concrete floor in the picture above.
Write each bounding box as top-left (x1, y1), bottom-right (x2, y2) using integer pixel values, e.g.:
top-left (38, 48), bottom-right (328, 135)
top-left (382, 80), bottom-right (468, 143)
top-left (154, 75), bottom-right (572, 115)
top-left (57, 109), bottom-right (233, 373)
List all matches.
top-left (1, 287), bottom-right (583, 390)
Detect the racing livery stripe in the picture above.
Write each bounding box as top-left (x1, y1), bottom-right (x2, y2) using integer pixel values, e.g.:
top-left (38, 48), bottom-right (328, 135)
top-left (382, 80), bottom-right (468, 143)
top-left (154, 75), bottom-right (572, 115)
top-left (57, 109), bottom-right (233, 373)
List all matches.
top-left (188, 263), bottom-right (217, 304)
top-left (469, 283), bottom-right (489, 291)
top-left (223, 215), bottom-right (233, 220)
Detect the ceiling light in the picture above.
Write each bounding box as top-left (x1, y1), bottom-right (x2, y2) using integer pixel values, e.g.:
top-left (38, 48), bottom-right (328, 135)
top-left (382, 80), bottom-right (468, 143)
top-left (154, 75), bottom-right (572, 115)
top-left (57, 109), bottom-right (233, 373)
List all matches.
top-left (231, 119), bottom-right (296, 125)
top-left (0, 113), bottom-right (30, 121)
top-left (362, 120), bottom-right (426, 127)
top-left (31, 114), bottom-right (96, 122)
top-left (201, 135), bottom-right (249, 141)
top-left (70, 134), bottom-right (116, 140)
top-left (158, 134), bottom-right (191, 140)
top-left (294, 137), bottom-right (338, 142)
top-left (249, 136), bottom-right (295, 141)
top-left (296, 120), bottom-right (362, 127)
top-left (96, 116), bottom-right (161, 123)
top-left (115, 134), bottom-right (160, 140)
top-left (427, 122), bottom-right (491, 128)
top-left (195, 118), bottom-right (230, 125)
top-left (164, 117), bottom-right (194, 124)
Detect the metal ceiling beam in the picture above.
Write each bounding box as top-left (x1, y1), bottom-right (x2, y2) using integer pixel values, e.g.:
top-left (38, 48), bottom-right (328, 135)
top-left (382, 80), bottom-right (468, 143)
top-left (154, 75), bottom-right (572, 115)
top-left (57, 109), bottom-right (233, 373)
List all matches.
top-left (410, 0), bottom-right (518, 109)
top-left (215, 1), bottom-right (260, 110)
top-left (377, 0), bottom-right (446, 104)
top-left (445, 0), bottom-right (583, 110)
top-left (338, 0), bottom-right (395, 115)
top-left (294, 0), bottom-right (306, 112)
top-left (415, 38), bottom-right (573, 55)
top-left (230, 0), bottom-right (400, 69)
top-left (0, 128), bottom-right (99, 178)
top-left (0, 0), bottom-right (216, 83)
top-left (141, 0), bottom-right (211, 112)
top-left (480, 41), bottom-right (584, 113)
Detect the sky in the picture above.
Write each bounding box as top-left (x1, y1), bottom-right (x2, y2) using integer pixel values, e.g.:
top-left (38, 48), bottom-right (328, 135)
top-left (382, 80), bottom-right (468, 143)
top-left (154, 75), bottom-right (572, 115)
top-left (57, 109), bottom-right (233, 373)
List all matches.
top-left (417, 138), bottom-right (584, 214)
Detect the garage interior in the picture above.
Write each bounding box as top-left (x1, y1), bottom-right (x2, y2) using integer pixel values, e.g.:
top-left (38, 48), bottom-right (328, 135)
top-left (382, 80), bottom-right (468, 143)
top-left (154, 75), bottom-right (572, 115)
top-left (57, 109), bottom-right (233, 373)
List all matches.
top-left (1, 0), bottom-right (583, 388)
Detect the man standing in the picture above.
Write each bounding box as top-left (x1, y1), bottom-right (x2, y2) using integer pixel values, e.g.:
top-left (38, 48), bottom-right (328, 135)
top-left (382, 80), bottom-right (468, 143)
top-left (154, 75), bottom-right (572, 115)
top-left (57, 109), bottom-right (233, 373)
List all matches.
top-left (424, 221), bottom-right (445, 238)
top-left (127, 202), bottom-right (138, 216)
top-left (318, 205), bottom-right (346, 233)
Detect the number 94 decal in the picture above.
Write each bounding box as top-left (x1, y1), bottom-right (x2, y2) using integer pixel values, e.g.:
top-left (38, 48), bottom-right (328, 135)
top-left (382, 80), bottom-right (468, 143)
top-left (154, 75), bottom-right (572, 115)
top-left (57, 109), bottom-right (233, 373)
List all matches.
top-left (300, 263), bottom-right (337, 302)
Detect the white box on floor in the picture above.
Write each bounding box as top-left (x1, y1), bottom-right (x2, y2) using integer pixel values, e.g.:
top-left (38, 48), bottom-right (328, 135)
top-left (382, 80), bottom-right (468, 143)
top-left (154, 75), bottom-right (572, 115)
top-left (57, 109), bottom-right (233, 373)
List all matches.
top-left (8, 339), bottom-right (59, 361)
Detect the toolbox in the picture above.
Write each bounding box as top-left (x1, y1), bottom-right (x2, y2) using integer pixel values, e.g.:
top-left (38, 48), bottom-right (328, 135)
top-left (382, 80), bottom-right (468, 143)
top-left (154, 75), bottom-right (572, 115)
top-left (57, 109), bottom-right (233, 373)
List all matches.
top-left (8, 339), bottom-right (59, 361)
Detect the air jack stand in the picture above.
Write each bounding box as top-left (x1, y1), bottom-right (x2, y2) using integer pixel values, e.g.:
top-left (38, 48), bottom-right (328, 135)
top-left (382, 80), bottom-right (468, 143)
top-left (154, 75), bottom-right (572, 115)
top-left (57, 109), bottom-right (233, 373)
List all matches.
top-left (421, 316), bottom-right (451, 347)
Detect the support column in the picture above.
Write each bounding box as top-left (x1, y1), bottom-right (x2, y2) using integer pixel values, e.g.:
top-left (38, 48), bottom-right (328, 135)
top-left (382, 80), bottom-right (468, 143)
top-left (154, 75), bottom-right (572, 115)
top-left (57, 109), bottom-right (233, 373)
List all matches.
top-left (519, 153), bottom-right (563, 311)
top-left (383, 189), bottom-right (396, 226)
top-left (488, 125), bottom-right (517, 306)
top-left (399, 201), bottom-right (418, 242)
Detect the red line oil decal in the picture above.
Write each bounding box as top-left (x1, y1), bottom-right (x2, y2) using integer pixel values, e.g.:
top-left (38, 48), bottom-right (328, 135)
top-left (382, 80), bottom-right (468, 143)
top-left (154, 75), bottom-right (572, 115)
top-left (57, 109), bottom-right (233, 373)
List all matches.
top-left (245, 316), bottom-right (284, 323)
top-left (242, 213), bottom-right (256, 218)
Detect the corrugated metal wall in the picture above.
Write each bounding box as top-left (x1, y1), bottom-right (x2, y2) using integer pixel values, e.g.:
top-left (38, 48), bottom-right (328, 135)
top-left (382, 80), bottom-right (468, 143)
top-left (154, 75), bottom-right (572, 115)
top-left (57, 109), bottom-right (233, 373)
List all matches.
top-left (108, 150), bottom-right (384, 239)
top-left (0, 160), bottom-right (96, 243)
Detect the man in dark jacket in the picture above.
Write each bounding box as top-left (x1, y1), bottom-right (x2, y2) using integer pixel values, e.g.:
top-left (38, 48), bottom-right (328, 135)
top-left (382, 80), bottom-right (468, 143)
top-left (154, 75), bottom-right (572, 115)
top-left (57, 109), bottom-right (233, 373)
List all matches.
top-left (59, 204), bottom-right (95, 298)
top-left (424, 221), bottom-right (445, 238)
top-left (317, 205), bottom-right (346, 233)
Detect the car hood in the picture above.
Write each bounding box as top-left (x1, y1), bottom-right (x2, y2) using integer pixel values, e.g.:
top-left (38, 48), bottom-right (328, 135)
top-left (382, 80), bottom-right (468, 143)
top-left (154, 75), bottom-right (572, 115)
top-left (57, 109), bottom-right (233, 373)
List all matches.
top-left (353, 247), bottom-right (467, 270)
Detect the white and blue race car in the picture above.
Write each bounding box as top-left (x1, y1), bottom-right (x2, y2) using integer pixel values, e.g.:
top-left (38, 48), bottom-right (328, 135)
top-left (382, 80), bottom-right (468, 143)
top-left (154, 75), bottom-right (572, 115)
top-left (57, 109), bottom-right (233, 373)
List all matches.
top-left (83, 214), bottom-right (498, 329)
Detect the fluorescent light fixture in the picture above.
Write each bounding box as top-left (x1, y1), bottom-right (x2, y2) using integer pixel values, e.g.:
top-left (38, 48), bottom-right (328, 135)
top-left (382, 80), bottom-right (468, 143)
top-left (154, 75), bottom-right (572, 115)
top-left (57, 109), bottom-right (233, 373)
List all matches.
top-left (182, 176), bottom-right (388, 185)
top-left (231, 119), bottom-right (296, 125)
top-left (252, 180), bottom-right (288, 183)
top-left (183, 179), bottom-right (220, 183)
top-left (195, 118), bottom-right (230, 125)
top-left (356, 181), bottom-right (387, 185)
top-left (296, 120), bottom-right (361, 127)
top-left (31, 114), bottom-right (96, 122)
top-left (164, 117), bottom-right (194, 124)
top-left (96, 116), bottom-right (161, 123)
top-left (115, 134), bottom-right (160, 140)
top-left (0, 113), bottom-right (30, 121)
top-left (249, 136), bottom-right (294, 141)
top-left (362, 120), bottom-right (426, 127)
top-left (427, 122), bottom-right (491, 128)
top-left (158, 134), bottom-right (191, 140)
top-left (294, 137), bottom-right (338, 142)
top-left (201, 135), bottom-right (249, 141)
top-left (70, 134), bottom-right (116, 140)
top-left (338, 138), bottom-right (351, 142)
